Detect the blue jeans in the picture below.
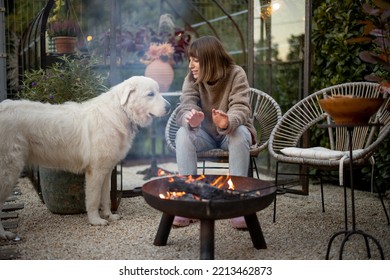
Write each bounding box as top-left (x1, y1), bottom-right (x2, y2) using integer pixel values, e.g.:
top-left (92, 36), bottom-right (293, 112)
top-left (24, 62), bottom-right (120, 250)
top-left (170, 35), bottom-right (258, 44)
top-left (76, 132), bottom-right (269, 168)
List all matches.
top-left (175, 125), bottom-right (252, 176)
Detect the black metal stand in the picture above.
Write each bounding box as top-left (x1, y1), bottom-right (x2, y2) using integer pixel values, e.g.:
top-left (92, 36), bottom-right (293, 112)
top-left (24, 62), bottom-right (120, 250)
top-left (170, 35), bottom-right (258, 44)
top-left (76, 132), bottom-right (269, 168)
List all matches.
top-left (137, 120), bottom-right (160, 180)
top-left (153, 213), bottom-right (267, 260)
top-left (325, 125), bottom-right (384, 259)
top-left (137, 117), bottom-right (175, 180)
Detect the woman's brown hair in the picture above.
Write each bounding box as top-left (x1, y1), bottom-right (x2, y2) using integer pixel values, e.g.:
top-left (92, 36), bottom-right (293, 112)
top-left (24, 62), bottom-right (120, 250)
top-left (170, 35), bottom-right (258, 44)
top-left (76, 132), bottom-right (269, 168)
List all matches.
top-left (187, 36), bottom-right (235, 83)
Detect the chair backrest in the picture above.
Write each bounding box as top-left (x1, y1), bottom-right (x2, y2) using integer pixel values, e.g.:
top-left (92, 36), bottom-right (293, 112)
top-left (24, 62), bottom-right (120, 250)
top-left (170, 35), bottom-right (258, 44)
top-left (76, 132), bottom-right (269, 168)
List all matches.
top-left (269, 82), bottom-right (389, 158)
top-left (164, 88), bottom-right (282, 154)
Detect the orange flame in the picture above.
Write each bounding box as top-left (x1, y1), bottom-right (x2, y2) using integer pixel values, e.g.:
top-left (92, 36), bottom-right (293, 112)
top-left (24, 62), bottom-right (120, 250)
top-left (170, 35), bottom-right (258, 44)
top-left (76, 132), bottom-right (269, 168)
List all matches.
top-left (227, 178), bottom-right (235, 190)
top-left (159, 191), bottom-right (187, 199)
top-left (159, 174), bottom-right (235, 200)
top-left (158, 169), bottom-right (166, 176)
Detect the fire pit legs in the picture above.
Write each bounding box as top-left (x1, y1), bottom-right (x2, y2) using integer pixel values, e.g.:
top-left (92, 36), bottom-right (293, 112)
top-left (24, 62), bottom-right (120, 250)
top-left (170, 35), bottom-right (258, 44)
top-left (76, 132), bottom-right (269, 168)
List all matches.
top-left (200, 219), bottom-right (215, 260)
top-left (245, 214), bottom-right (267, 249)
top-left (153, 213), bottom-right (174, 246)
top-left (152, 213), bottom-right (267, 260)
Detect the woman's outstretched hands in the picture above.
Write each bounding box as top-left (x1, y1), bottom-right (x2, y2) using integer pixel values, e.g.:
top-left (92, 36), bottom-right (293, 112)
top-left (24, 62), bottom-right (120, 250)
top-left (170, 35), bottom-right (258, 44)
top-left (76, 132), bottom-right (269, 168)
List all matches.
top-left (212, 108), bottom-right (229, 129)
top-left (185, 109), bottom-right (205, 128)
top-left (185, 108), bottom-right (229, 129)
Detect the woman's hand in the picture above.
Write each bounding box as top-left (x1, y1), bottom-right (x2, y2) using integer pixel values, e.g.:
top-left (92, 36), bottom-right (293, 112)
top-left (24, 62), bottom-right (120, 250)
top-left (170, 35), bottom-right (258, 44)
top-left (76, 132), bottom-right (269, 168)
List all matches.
top-left (185, 109), bottom-right (204, 128)
top-left (212, 108), bottom-right (229, 129)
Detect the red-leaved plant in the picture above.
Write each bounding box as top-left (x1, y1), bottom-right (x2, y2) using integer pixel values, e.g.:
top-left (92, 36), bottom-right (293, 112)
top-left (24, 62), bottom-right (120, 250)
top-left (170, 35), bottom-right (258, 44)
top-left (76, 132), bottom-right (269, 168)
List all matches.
top-left (347, 0), bottom-right (390, 93)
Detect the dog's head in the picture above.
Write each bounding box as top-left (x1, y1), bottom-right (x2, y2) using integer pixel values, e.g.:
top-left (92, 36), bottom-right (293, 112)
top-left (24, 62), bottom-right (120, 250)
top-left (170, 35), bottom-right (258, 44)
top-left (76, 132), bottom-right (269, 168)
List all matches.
top-left (116, 76), bottom-right (171, 127)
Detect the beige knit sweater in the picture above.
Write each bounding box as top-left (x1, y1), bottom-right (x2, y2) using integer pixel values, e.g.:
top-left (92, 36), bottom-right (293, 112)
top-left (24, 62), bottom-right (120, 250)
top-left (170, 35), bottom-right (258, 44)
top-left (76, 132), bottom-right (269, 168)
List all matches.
top-left (176, 65), bottom-right (257, 144)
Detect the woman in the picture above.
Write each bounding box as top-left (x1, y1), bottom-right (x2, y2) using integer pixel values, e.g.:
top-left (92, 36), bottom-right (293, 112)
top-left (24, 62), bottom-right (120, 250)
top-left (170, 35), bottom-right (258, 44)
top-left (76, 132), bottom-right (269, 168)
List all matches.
top-left (174, 36), bottom-right (257, 229)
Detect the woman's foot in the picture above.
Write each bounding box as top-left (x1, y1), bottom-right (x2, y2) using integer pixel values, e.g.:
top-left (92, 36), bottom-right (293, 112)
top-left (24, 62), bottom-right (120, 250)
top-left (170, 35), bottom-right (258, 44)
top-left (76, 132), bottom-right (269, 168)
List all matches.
top-left (231, 216), bottom-right (247, 230)
top-left (173, 216), bottom-right (197, 227)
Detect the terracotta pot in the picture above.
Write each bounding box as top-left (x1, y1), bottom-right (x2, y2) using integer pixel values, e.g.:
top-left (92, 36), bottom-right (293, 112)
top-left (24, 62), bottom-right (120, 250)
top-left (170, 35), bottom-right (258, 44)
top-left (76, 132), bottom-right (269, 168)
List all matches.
top-left (144, 59), bottom-right (174, 92)
top-left (319, 95), bottom-right (384, 124)
top-left (53, 36), bottom-right (77, 54)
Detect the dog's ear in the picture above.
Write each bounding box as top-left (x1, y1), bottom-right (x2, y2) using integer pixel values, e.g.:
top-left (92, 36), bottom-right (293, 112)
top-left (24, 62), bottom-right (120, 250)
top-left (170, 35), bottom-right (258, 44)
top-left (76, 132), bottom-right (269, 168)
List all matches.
top-left (120, 84), bottom-right (136, 105)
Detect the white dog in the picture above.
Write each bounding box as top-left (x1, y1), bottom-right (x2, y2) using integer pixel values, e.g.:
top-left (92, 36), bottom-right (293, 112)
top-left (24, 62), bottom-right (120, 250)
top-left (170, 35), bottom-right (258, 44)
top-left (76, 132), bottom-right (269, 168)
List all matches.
top-left (0, 76), bottom-right (171, 240)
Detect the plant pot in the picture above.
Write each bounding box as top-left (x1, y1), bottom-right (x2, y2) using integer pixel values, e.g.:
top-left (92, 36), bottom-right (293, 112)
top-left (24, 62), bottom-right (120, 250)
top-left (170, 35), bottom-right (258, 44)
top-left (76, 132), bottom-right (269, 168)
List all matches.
top-left (39, 167), bottom-right (86, 214)
top-left (145, 59), bottom-right (174, 92)
top-left (53, 36), bottom-right (77, 54)
top-left (319, 95), bottom-right (384, 124)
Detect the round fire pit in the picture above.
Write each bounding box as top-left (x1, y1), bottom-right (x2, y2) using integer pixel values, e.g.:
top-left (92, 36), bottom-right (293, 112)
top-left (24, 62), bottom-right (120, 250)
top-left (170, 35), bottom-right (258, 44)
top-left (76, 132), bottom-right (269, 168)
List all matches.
top-left (142, 175), bottom-right (276, 260)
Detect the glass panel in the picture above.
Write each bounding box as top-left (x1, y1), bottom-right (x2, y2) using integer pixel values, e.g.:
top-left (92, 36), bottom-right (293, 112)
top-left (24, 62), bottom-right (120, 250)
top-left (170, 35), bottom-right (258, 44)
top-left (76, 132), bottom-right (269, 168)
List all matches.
top-left (253, 0), bottom-right (305, 113)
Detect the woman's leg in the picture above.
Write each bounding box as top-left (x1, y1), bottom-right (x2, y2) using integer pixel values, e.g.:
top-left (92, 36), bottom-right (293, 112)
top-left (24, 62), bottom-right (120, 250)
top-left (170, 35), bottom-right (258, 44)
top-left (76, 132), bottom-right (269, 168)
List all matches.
top-left (222, 126), bottom-right (252, 229)
top-left (174, 127), bottom-right (216, 227)
top-left (220, 125), bottom-right (252, 176)
top-left (175, 127), bottom-right (216, 175)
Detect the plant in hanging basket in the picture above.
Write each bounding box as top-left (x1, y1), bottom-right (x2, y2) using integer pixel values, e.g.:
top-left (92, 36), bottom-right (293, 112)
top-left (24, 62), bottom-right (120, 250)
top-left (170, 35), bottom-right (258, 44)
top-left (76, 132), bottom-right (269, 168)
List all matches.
top-left (48, 19), bottom-right (80, 38)
top-left (48, 19), bottom-right (81, 53)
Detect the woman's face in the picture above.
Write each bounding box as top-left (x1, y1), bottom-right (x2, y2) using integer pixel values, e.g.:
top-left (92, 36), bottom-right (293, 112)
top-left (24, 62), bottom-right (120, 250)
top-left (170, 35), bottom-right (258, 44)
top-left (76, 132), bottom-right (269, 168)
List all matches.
top-left (188, 56), bottom-right (200, 79)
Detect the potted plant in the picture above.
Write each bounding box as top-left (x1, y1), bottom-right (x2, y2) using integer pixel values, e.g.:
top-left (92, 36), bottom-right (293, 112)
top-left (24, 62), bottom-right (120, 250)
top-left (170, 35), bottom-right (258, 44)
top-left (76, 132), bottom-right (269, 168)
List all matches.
top-left (48, 19), bottom-right (81, 53)
top-left (142, 42), bottom-right (175, 92)
top-left (18, 55), bottom-right (108, 214)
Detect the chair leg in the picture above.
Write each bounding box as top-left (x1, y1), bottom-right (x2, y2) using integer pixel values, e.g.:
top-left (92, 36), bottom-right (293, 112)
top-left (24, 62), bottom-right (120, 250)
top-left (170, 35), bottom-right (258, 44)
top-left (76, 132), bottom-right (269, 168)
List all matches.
top-left (248, 158), bottom-right (253, 177)
top-left (254, 158), bottom-right (259, 178)
top-left (248, 157), bottom-right (259, 179)
top-left (273, 161), bottom-right (279, 223)
top-left (320, 172), bottom-right (325, 213)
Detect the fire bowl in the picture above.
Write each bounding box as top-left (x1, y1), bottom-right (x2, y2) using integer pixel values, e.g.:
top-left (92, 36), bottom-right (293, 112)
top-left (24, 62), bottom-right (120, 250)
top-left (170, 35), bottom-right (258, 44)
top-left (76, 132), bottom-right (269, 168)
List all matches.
top-left (142, 175), bottom-right (276, 220)
top-left (319, 95), bottom-right (383, 125)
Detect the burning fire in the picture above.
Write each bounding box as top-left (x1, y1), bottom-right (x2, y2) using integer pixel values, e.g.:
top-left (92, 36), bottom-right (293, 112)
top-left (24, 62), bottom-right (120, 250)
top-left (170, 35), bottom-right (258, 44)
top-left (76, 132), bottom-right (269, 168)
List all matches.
top-left (158, 171), bottom-right (235, 200)
top-left (159, 191), bottom-right (186, 199)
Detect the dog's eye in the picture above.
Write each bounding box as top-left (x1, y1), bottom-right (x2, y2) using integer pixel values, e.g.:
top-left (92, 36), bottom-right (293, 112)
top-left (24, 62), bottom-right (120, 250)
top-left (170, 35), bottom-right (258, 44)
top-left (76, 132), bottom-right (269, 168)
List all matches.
top-left (147, 91), bottom-right (155, 97)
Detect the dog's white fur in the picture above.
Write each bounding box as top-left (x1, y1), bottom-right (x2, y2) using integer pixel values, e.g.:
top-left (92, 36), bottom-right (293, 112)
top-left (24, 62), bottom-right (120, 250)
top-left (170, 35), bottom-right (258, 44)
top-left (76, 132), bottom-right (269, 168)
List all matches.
top-left (0, 76), bottom-right (170, 240)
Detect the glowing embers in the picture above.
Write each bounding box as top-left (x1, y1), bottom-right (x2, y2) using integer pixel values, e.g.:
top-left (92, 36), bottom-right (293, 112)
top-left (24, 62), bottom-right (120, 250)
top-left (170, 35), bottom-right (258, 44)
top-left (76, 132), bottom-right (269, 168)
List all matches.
top-left (158, 173), bottom-right (261, 201)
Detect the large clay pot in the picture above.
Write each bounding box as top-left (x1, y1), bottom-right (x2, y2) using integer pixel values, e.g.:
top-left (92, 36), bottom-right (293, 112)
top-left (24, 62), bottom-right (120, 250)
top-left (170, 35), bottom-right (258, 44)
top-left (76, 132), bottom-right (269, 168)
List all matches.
top-left (145, 59), bottom-right (174, 92)
top-left (53, 36), bottom-right (77, 54)
top-left (39, 167), bottom-right (86, 214)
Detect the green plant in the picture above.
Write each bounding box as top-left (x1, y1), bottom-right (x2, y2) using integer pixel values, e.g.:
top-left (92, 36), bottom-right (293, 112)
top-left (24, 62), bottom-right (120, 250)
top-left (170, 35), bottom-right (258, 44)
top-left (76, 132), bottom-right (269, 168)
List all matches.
top-left (346, 0), bottom-right (390, 92)
top-left (311, 0), bottom-right (371, 91)
top-left (48, 19), bottom-right (80, 37)
top-left (18, 55), bottom-right (108, 104)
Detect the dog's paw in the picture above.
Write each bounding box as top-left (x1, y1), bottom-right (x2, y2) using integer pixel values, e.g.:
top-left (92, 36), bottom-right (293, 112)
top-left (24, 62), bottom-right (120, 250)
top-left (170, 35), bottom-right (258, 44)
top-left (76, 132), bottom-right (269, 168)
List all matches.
top-left (89, 217), bottom-right (109, 226)
top-left (107, 214), bottom-right (121, 222)
top-left (0, 230), bottom-right (17, 240)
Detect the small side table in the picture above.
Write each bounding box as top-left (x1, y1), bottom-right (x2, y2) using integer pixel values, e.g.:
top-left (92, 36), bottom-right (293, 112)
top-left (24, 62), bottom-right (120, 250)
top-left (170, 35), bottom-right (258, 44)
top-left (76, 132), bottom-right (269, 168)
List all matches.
top-left (318, 123), bottom-right (384, 260)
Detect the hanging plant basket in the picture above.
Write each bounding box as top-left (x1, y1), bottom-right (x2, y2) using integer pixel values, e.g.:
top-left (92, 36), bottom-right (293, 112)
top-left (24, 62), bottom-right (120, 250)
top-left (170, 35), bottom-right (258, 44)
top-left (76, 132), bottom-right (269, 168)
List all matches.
top-left (53, 36), bottom-right (77, 54)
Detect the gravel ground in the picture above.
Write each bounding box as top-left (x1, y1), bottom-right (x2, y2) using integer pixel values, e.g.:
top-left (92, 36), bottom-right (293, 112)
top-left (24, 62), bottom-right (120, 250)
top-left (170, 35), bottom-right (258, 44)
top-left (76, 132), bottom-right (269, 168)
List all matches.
top-left (4, 162), bottom-right (390, 260)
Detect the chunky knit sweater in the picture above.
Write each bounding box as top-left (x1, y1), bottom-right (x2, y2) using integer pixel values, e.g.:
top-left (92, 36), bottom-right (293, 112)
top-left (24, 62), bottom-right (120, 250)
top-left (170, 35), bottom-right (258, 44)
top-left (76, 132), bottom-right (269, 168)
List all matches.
top-left (176, 65), bottom-right (257, 145)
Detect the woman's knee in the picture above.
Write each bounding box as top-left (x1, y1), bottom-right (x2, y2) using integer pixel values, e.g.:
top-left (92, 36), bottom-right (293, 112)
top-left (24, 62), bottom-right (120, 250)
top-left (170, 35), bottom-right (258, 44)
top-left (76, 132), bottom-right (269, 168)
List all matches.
top-left (176, 127), bottom-right (192, 146)
top-left (228, 126), bottom-right (251, 146)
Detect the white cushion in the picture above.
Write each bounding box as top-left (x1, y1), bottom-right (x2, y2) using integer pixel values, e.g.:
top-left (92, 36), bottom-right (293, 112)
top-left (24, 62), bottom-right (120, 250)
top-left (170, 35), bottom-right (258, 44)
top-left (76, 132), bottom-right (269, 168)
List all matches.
top-left (280, 147), bottom-right (347, 160)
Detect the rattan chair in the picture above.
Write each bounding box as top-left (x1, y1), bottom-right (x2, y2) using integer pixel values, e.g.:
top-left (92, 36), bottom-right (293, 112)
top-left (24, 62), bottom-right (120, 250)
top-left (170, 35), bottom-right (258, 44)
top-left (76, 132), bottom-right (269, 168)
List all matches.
top-left (165, 88), bottom-right (282, 178)
top-left (268, 82), bottom-right (390, 223)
